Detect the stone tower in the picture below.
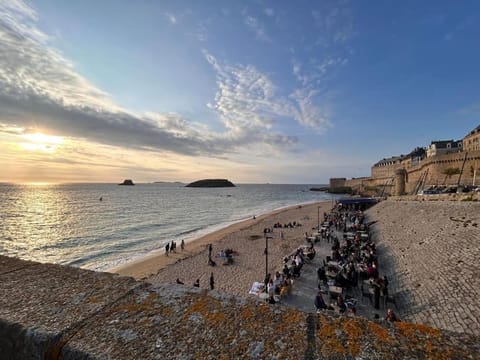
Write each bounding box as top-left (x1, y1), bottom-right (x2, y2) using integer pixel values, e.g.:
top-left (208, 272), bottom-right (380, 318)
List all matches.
top-left (394, 169), bottom-right (407, 196)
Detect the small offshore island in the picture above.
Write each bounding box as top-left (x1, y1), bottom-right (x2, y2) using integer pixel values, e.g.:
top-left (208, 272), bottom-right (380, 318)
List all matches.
top-left (185, 179), bottom-right (235, 188)
top-left (118, 179), bottom-right (135, 186)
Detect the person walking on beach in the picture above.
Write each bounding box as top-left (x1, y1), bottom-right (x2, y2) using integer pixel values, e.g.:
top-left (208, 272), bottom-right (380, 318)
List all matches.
top-left (181, 239), bottom-right (185, 251)
top-left (165, 243), bottom-right (170, 256)
top-left (208, 243), bottom-right (213, 259)
top-left (209, 272), bottom-right (215, 290)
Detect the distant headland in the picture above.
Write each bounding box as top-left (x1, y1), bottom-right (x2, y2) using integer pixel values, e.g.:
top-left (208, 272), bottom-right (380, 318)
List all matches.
top-left (118, 179), bottom-right (135, 186)
top-left (185, 179), bottom-right (235, 188)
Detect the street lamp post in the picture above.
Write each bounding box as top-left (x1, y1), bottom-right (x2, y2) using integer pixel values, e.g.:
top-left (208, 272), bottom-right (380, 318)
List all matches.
top-left (317, 206), bottom-right (320, 231)
top-left (264, 233), bottom-right (272, 280)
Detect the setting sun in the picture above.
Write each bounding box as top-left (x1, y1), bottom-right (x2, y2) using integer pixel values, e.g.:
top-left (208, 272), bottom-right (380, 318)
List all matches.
top-left (20, 132), bottom-right (64, 152)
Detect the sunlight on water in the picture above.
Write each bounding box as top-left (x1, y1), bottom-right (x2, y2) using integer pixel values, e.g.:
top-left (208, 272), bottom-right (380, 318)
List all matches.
top-left (0, 183), bottom-right (337, 270)
top-left (2, 184), bottom-right (71, 264)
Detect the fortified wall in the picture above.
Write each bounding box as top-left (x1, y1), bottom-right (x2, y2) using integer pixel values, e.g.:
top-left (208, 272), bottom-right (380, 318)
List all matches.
top-left (340, 150), bottom-right (480, 196)
top-left (1, 255), bottom-right (478, 359)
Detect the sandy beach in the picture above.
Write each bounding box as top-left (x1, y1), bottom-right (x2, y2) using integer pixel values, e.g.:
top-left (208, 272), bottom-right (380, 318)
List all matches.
top-left (112, 194), bottom-right (480, 335)
top-left (111, 201), bottom-right (333, 295)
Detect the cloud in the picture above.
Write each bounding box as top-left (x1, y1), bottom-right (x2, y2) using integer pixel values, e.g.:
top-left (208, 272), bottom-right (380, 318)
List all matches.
top-left (289, 88), bottom-right (331, 131)
top-left (165, 12), bottom-right (177, 24)
top-left (204, 51), bottom-right (331, 135)
top-left (264, 8), bottom-right (274, 17)
top-left (0, 1), bottom-right (228, 156)
top-left (312, 4), bottom-right (355, 47)
top-left (244, 15), bottom-right (271, 42)
top-left (1, 1), bottom-right (324, 160)
top-left (203, 50), bottom-right (297, 145)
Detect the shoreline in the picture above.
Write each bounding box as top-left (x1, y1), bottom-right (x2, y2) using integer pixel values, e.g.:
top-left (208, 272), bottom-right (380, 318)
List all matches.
top-left (109, 200), bottom-right (332, 280)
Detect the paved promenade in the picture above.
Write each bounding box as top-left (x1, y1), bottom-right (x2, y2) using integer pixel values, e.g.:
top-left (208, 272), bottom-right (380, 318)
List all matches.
top-left (365, 200), bottom-right (480, 335)
top-left (281, 220), bottom-right (392, 321)
top-left (281, 199), bottom-right (480, 337)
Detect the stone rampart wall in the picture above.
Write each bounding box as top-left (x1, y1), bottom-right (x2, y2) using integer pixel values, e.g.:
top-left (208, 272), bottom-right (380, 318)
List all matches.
top-left (329, 177), bottom-right (347, 189)
top-left (341, 150), bottom-right (480, 195)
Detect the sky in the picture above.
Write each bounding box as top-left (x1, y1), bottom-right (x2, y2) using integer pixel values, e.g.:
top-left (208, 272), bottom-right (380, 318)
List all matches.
top-left (0, 0), bottom-right (479, 184)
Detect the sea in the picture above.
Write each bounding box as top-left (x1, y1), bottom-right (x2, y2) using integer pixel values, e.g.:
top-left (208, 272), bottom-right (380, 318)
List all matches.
top-left (0, 183), bottom-right (340, 271)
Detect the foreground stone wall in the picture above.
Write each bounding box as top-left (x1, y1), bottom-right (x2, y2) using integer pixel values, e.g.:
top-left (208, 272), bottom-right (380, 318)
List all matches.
top-left (0, 256), bottom-right (478, 359)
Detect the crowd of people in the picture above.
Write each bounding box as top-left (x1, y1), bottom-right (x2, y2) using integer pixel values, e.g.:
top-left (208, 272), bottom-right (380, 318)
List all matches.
top-left (272, 221), bottom-right (302, 229)
top-left (313, 205), bottom-right (400, 322)
top-left (261, 236), bottom-right (317, 304)
top-left (165, 239), bottom-right (185, 256)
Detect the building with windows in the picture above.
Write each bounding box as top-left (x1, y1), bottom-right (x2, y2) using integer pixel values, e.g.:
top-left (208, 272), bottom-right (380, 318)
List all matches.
top-left (426, 140), bottom-right (463, 157)
top-left (463, 125), bottom-right (480, 151)
top-left (334, 124), bottom-right (480, 196)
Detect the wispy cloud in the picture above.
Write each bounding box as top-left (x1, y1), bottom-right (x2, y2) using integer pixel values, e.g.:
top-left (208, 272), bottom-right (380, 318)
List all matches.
top-left (264, 8), bottom-right (274, 17)
top-left (203, 50), bottom-right (296, 145)
top-left (443, 15), bottom-right (477, 42)
top-left (1, 1), bottom-right (331, 161)
top-left (165, 12), bottom-right (177, 24)
top-left (244, 15), bottom-right (271, 42)
top-left (289, 88), bottom-right (331, 131)
top-left (312, 4), bottom-right (355, 47)
top-left (204, 51), bottom-right (331, 135)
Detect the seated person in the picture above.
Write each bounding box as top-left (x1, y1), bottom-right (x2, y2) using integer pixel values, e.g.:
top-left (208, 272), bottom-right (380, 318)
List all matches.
top-left (314, 291), bottom-right (328, 311)
top-left (336, 295), bottom-right (347, 313)
top-left (385, 308), bottom-right (400, 322)
top-left (280, 279), bottom-right (292, 297)
top-left (224, 255), bottom-right (234, 265)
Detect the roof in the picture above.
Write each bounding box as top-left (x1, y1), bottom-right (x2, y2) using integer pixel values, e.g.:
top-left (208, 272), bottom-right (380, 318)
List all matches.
top-left (466, 124), bottom-right (480, 136)
top-left (429, 140), bottom-right (462, 149)
top-left (373, 156), bottom-right (404, 166)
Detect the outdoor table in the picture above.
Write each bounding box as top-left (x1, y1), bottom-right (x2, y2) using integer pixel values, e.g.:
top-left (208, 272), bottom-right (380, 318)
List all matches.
top-left (329, 286), bottom-right (343, 298)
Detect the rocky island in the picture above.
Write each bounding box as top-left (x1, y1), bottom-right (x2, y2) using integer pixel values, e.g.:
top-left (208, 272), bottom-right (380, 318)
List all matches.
top-left (118, 179), bottom-right (135, 186)
top-left (185, 179), bottom-right (235, 188)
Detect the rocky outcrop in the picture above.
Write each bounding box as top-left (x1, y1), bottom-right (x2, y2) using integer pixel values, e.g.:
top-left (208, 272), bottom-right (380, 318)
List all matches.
top-left (0, 256), bottom-right (478, 359)
top-left (186, 179), bottom-right (235, 188)
top-left (119, 179), bottom-right (135, 185)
